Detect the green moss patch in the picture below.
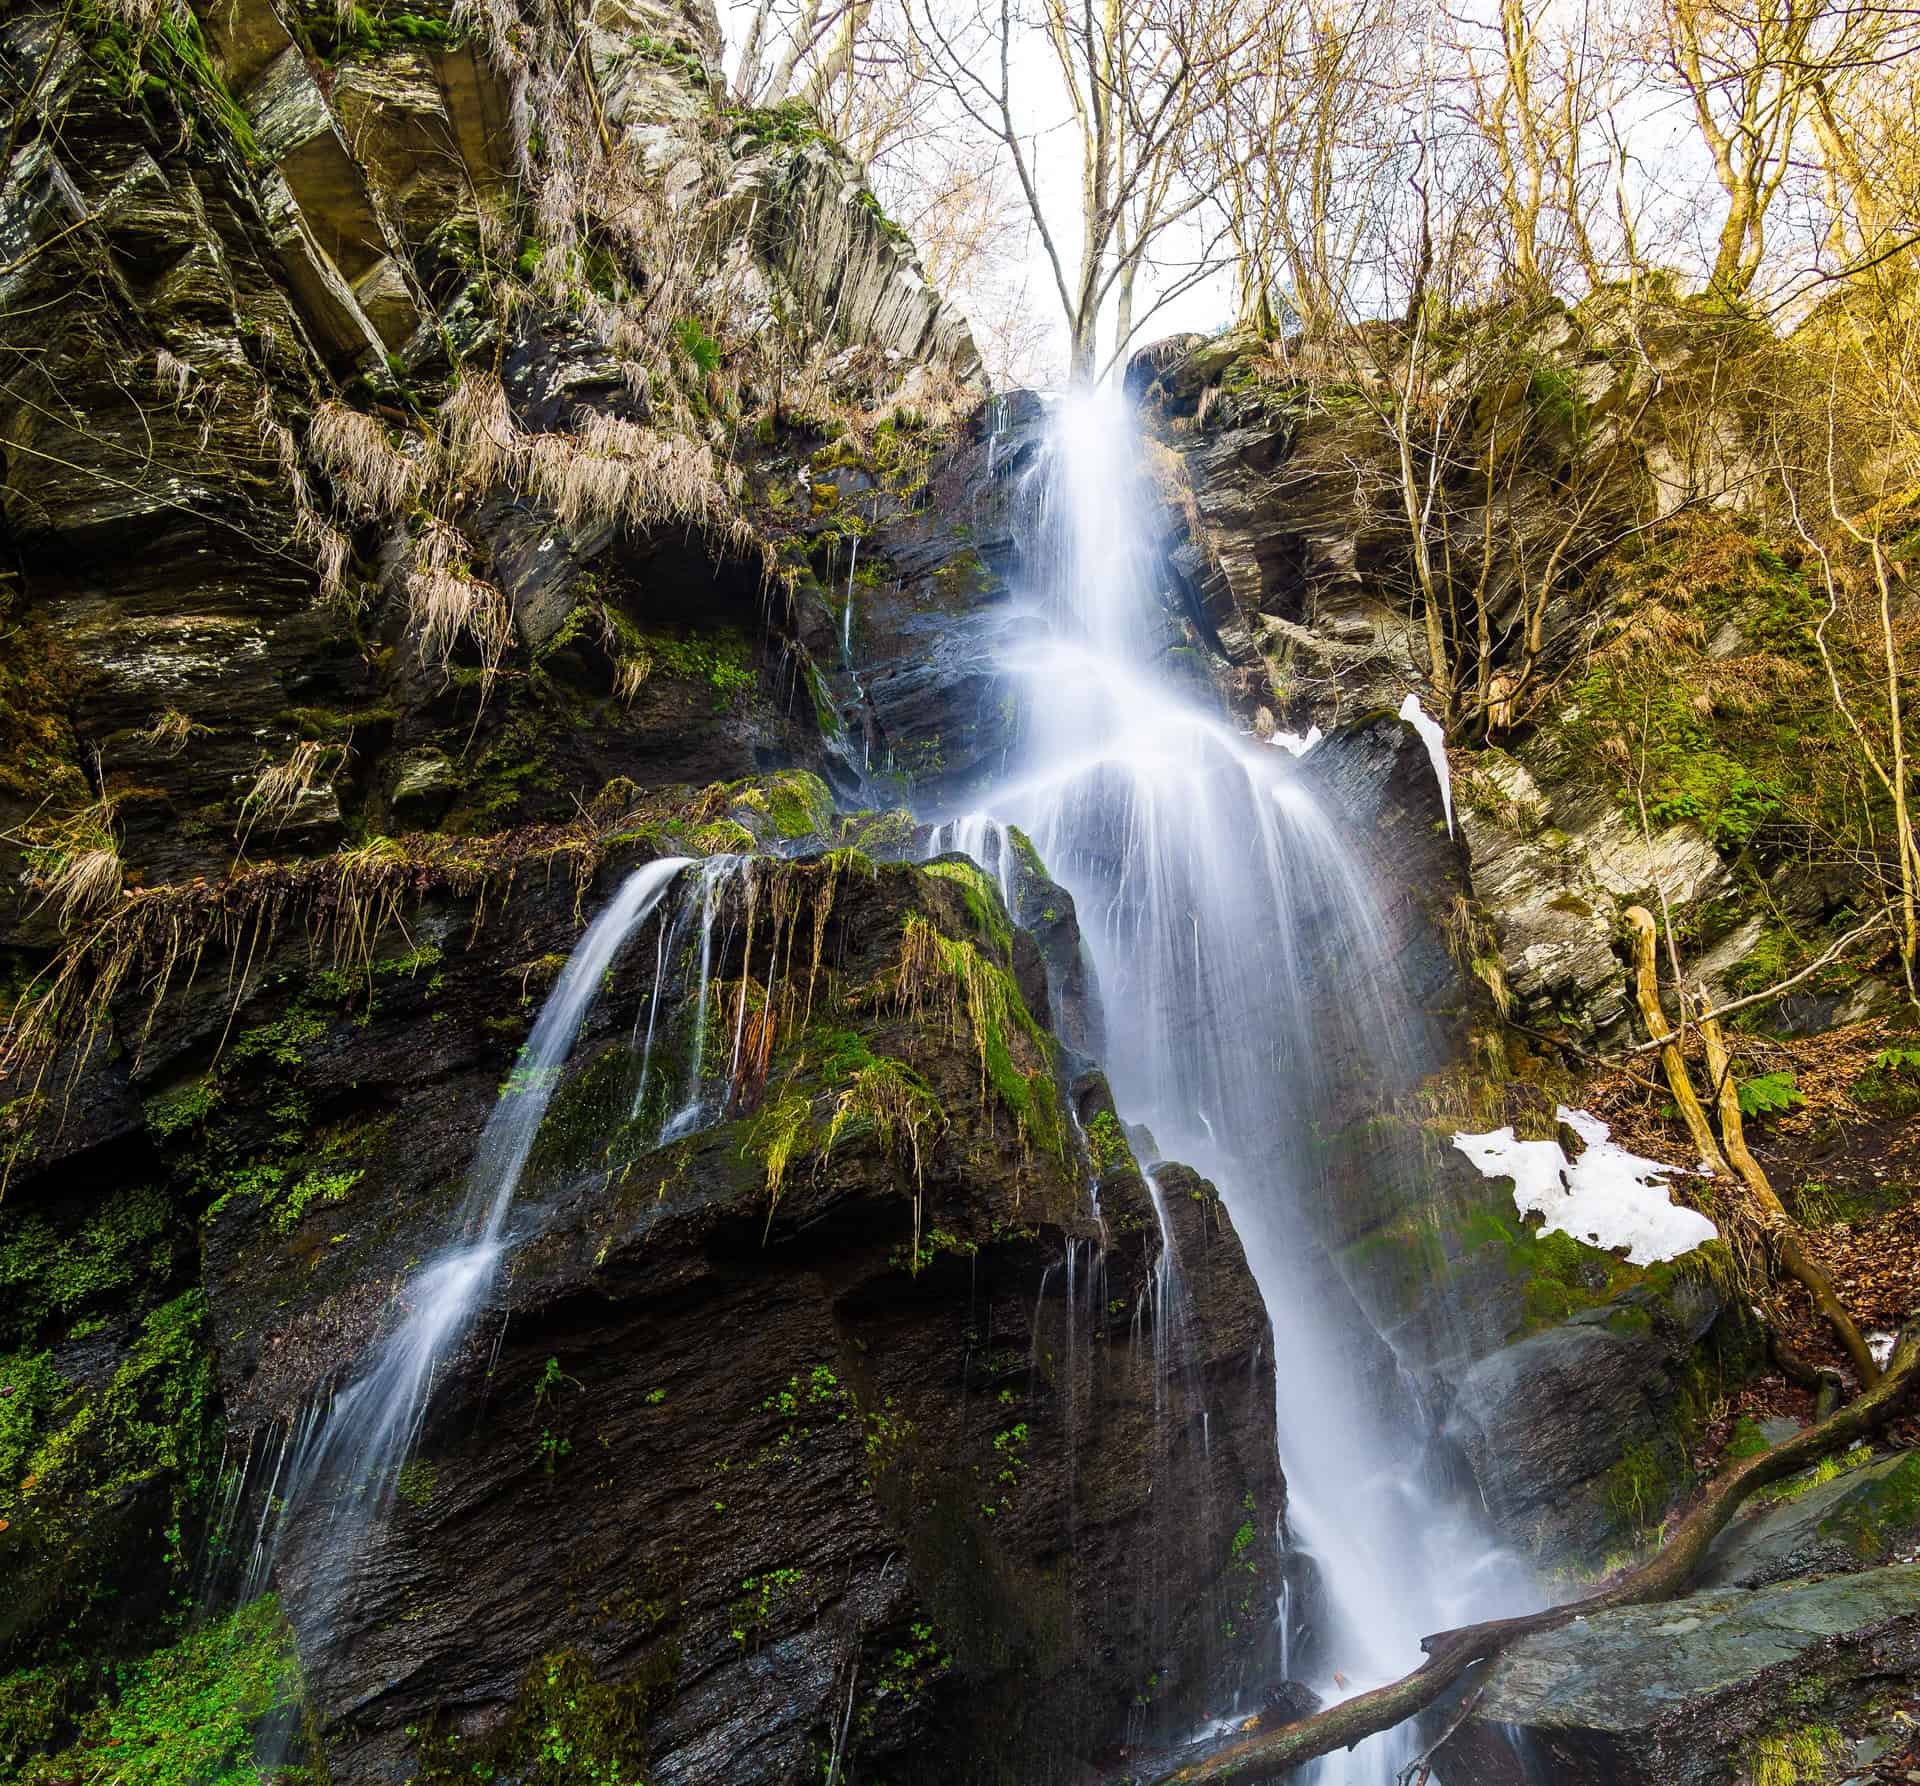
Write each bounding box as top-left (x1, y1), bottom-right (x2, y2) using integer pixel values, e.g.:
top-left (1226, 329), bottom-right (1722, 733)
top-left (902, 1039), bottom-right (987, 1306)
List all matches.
top-left (16, 1596), bottom-right (303, 1786)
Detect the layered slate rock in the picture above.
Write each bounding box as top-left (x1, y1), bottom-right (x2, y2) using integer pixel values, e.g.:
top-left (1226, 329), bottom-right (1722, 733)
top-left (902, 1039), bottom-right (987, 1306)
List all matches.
top-left (1697, 1452), bottom-right (1920, 1590)
top-left (1439, 1565), bottom-right (1920, 1786)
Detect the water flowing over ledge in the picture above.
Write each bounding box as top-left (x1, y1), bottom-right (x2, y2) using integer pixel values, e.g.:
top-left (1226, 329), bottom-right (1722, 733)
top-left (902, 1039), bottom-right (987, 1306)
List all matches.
top-left (935, 384), bottom-right (1535, 1778)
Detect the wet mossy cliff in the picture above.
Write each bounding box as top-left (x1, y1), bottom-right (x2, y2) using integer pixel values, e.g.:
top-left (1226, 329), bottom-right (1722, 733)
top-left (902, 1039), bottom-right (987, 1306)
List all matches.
top-left (1, 796), bottom-right (1281, 1781)
top-left (0, 0), bottom-right (1284, 1779)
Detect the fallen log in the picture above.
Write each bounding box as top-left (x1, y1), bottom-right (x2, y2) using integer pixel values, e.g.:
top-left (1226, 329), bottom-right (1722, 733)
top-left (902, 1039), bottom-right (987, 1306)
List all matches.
top-left (1147, 1320), bottom-right (1920, 1784)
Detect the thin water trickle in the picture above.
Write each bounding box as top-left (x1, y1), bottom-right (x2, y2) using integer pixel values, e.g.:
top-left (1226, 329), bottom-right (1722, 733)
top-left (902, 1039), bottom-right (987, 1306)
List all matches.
top-left (242, 857), bottom-right (691, 1700)
top-left (934, 385), bottom-right (1533, 1775)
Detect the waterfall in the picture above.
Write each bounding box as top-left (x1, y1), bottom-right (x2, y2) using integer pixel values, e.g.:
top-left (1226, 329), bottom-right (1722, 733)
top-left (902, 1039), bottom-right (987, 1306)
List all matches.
top-left (245, 857), bottom-right (691, 1628)
top-left (942, 386), bottom-right (1532, 1775)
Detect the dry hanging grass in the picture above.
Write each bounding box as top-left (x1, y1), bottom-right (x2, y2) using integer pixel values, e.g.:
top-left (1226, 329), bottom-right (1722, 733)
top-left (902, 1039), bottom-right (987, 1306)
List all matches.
top-left (520, 410), bottom-right (753, 550)
top-left (153, 348), bottom-right (194, 407)
top-left (613, 650), bottom-right (653, 703)
top-left (0, 819), bottom-right (609, 1093)
top-left (238, 740), bottom-right (345, 851)
top-left (406, 521), bottom-right (515, 690)
top-left (439, 371), bottom-right (519, 494)
top-left (16, 798), bottom-right (123, 927)
top-left (308, 400), bottom-right (421, 515)
top-left (296, 509), bottom-right (353, 610)
top-left (138, 709), bottom-right (203, 756)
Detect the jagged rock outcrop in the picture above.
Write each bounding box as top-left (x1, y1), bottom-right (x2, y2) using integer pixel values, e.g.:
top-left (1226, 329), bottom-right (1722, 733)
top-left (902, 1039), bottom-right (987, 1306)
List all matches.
top-left (0, 0), bottom-right (981, 924)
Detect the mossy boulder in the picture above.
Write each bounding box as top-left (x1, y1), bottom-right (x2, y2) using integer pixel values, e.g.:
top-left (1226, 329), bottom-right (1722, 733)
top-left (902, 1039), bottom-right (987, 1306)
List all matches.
top-left (1699, 1451), bottom-right (1920, 1590)
top-left (1439, 1565), bottom-right (1920, 1786)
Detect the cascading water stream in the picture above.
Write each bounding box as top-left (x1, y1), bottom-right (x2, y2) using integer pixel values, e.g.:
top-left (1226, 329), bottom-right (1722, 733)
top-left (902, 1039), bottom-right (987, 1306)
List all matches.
top-left (936, 387), bottom-right (1534, 1777)
top-left (245, 856), bottom-right (692, 1627)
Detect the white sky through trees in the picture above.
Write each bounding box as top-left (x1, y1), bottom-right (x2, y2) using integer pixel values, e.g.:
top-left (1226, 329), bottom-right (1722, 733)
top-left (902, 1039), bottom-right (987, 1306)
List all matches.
top-left (718, 0), bottom-right (1920, 386)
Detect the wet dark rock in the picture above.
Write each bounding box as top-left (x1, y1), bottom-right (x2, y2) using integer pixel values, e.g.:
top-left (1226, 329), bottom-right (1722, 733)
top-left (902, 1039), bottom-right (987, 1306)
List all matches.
top-left (1439, 1566), bottom-right (1920, 1786)
top-left (1257, 1677), bottom-right (1324, 1722)
top-left (3, 830), bottom-right (1283, 1783)
top-left (1439, 1274), bottom-right (1725, 1565)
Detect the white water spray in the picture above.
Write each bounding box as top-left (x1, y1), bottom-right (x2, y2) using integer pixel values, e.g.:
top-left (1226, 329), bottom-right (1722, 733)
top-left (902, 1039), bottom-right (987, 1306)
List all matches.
top-left (945, 387), bottom-right (1531, 1776)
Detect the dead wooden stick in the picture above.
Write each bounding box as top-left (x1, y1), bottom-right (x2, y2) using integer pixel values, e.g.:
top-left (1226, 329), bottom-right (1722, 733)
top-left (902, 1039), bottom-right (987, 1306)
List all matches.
top-left (1624, 906), bottom-right (1726, 1170)
top-left (1698, 1009), bottom-right (1880, 1386)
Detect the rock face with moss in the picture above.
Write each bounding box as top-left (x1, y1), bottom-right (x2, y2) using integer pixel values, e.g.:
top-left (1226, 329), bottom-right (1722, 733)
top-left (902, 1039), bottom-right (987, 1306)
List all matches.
top-left (0, 0), bottom-right (981, 929)
top-left (1438, 1564), bottom-right (1920, 1785)
top-left (0, 6), bottom-right (1287, 1763)
top-left (1131, 323), bottom-right (1904, 1041)
top-left (0, 773), bottom-right (1281, 1781)
top-left (1697, 1450), bottom-right (1920, 1589)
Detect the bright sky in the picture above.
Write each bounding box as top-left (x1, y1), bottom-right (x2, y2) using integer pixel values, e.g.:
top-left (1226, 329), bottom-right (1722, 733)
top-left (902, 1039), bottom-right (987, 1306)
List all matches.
top-left (711, 0), bottom-right (1788, 388)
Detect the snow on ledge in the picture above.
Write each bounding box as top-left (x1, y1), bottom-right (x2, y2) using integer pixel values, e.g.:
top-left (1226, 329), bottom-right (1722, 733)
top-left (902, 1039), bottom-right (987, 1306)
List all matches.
top-left (1398, 694), bottom-right (1454, 836)
top-left (1452, 1106), bottom-right (1718, 1266)
top-left (1269, 725), bottom-right (1323, 757)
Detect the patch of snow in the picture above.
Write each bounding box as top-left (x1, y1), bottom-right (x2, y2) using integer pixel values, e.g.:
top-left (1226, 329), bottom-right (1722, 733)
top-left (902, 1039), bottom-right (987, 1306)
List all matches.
top-left (1868, 1330), bottom-right (1896, 1369)
top-left (1452, 1105), bottom-right (1718, 1266)
top-left (1398, 694), bottom-right (1454, 836)
top-left (1270, 725), bottom-right (1323, 757)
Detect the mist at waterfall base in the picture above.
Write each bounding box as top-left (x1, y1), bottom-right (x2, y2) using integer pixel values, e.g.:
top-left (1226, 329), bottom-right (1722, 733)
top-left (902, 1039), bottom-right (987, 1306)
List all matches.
top-left (941, 386), bottom-right (1535, 1777)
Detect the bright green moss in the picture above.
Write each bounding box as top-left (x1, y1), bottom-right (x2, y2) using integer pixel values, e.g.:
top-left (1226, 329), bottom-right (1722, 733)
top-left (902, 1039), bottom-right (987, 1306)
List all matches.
top-left (143, 1078), bottom-right (220, 1140)
top-left (0, 1184), bottom-right (175, 1345)
top-left (414, 1647), bottom-right (677, 1785)
top-left (762, 769), bottom-right (833, 841)
top-left (2, 1295), bottom-right (219, 1646)
top-left (1599, 1437), bottom-right (1684, 1537)
top-left (924, 859), bottom-right (1014, 957)
top-left (1085, 1109), bottom-right (1131, 1176)
top-left (18, 1596), bottom-right (303, 1786)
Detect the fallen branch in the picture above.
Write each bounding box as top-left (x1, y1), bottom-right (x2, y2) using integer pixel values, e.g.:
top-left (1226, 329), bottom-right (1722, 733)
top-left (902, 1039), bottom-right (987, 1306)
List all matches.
top-left (1146, 1321), bottom-right (1920, 1784)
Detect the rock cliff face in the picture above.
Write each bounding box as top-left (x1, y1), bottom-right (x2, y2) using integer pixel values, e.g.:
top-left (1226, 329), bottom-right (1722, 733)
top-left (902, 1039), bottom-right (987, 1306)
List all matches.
top-left (4, 7), bottom-right (1911, 1776)
top-left (1131, 322), bottom-right (1893, 1043)
top-left (0, 4), bottom-right (1280, 1780)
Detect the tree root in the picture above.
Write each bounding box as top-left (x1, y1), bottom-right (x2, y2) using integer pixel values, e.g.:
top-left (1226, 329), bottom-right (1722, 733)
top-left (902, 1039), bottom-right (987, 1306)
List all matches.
top-left (1146, 1320), bottom-right (1920, 1784)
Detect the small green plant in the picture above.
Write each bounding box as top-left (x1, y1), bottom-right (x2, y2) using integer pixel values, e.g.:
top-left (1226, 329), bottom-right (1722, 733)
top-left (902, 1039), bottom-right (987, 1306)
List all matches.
top-left (1853, 1047), bottom-right (1920, 1115)
top-left (729, 1568), bottom-right (808, 1647)
top-left (673, 317), bottom-right (721, 376)
top-left (535, 1428), bottom-right (571, 1473)
top-left (1736, 1072), bottom-right (1804, 1118)
top-left (269, 1167), bottom-right (362, 1234)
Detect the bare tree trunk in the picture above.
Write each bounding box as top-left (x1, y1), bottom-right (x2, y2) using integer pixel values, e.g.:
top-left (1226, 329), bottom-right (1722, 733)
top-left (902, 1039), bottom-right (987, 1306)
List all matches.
top-left (1626, 907), bottom-right (1880, 1385)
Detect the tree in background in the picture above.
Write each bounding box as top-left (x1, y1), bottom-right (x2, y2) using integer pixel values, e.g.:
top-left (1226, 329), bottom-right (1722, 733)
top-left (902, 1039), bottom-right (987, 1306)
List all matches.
top-left (905, 0), bottom-right (1258, 377)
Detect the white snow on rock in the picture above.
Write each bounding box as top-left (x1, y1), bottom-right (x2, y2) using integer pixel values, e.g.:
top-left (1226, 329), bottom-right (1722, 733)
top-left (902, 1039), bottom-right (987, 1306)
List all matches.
top-left (1270, 725), bottom-right (1323, 757)
top-left (1398, 694), bottom-right (1454, 836)
top-left (1452, 1105), bottom-right (1718, 1266)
